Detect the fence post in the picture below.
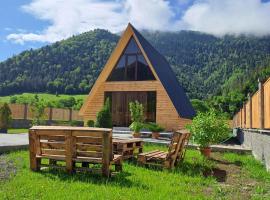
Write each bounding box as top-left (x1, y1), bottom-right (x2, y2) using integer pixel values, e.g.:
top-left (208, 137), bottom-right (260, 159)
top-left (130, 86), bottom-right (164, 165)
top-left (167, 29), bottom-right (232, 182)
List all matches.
top-left (258, 79), bottom-right (265, 129)
top-left (69, 108), bottom-right (72, 121)
top-left (248, 93), bottom-right (252, 129)
top-left (24, 103), bottom-right (28, 120)
top-left (48, 107), bottom-right (53, 125)
top-left (243, 104), bottom-right (246, 128)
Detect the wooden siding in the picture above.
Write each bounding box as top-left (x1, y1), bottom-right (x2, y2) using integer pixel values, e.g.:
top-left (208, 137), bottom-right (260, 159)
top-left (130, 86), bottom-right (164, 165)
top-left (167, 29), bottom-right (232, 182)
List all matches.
top-left (264, 78), bottom-right (270, 128)
top-left (245, 102), bottom-right (250, 128)
top-left (83, 81), bottom-right (190, 131)
top-left (251, 91), bottom-right (260, 128)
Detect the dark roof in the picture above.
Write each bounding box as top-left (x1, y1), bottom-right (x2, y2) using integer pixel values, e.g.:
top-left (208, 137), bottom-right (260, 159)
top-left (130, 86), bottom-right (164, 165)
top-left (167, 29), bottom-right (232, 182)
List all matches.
top-left (131, 24), bottom-right (196, 119)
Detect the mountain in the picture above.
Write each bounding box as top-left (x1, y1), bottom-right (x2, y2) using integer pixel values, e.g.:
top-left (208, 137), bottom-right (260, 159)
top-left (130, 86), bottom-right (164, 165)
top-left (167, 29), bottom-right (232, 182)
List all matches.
top-left (1, 29), bottom-right (270, 116)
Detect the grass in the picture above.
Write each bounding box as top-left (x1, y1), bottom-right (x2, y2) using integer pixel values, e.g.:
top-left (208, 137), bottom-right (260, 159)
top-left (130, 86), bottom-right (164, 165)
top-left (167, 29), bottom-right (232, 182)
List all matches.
top-left (0, 93), bottom-right (87, 104)
top-left (0, 144), bottom-right (270, 200)
top-left (7, 129), bottom-right (28, 134)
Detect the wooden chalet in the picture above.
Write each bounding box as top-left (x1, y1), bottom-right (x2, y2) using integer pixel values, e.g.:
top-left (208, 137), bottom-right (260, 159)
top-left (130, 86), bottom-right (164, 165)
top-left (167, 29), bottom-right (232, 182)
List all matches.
top-left (79, 23), bottom-right (195, 130)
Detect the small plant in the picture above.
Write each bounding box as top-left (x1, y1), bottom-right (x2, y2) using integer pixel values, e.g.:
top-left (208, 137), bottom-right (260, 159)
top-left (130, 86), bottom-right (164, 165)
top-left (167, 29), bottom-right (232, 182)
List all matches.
top-left (30, 95), bottom-right (46, 125)
top-left (0, 103), bottom-right (12, 133)
top-left (87, 120), bottom-right (95, 127)
top-left (146, 122), bottom-right (165, 139)
top-left (186, 110), bottom-right (231, 157)
top-left (95, 98), bottom-right (112, 128)
top-left (147, 122), bottom-right (165, 132)
top-left (129, 101), bottom-right (144, 137)
top-left (70, 120), bottom-right (83, 127)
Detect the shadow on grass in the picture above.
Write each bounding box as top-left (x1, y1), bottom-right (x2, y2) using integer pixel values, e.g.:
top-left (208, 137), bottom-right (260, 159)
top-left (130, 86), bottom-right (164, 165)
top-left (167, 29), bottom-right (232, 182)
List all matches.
top-left (38, 168), bottom-right (149, 189)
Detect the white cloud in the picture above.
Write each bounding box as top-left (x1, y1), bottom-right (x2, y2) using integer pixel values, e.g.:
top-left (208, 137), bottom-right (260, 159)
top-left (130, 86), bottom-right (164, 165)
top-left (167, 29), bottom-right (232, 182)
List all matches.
top-left (180, 0), bottom-right (270, 36)
top-left (7, 0), bottom-right (176, 44)
top-left (6, 0), bottom-right (270, 44)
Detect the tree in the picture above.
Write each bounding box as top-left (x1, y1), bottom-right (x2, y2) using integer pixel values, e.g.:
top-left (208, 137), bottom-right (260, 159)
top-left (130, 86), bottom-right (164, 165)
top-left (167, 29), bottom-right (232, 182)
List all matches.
top-left (0, 103), bottom-right (12, 133)
top-left (95, 98), bottom-right (112, 128)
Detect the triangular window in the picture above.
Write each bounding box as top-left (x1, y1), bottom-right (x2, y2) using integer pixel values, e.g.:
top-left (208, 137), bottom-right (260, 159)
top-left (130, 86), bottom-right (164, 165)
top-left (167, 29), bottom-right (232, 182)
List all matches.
top-left (107, 37), bottom-right (155, 81)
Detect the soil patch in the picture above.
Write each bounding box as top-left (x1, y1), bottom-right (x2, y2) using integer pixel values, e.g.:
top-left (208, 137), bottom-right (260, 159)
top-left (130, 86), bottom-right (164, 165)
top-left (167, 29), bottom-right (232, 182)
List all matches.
top-left (0, 154), bottom-right (17, 182)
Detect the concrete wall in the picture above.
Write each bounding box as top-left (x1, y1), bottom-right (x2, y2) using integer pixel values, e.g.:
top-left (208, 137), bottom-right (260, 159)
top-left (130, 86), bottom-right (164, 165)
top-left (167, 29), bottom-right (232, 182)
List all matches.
top-left (237, 128), bottom-right (270, 171)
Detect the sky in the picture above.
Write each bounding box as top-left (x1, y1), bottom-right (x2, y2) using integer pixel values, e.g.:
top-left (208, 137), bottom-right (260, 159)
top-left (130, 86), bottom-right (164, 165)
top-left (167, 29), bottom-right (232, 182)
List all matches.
top-left (1, 0), bottom-right (270, 61)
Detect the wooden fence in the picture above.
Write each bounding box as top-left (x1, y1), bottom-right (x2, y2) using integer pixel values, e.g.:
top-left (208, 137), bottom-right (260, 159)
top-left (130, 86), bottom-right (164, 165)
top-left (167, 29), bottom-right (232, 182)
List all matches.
top-left (7, 104), bottom-right (83, 121)
top-left (233, 77), bottom-right (270, 129)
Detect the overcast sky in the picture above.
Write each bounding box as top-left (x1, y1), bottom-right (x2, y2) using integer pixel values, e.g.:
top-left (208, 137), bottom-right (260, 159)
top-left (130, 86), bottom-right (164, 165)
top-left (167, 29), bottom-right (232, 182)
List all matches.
top-left (1, 0), bottom-right (270, 61)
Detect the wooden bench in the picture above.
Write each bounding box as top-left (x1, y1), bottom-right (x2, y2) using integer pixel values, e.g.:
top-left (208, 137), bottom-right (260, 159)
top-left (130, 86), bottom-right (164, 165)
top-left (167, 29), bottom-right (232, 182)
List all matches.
top-left (137, 130), bottom-right (190, 169)
top-left (113, 138), bottom-right (143, 160)
top-left (29, 126), bottom-right (122, 177)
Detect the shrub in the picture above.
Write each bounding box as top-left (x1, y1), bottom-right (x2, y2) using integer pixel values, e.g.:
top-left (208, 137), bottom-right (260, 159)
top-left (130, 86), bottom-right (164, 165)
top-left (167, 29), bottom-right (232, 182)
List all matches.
top-left (146, 122), bottom-right (165, 132)
top-left (129, 101), bottom-right (144, 123)
top-left (70, 120), bottom-right (83, 127)
top-left (186, 110), bottom-right (231, 148)
top-left (129, 122), bottom-right (145, 133)
top-left (95, 98), bottom-right (112, 128)
top-left (0, 103), bottom-right (12, 132)
top-left (87, 120), bottom-right (95, 127)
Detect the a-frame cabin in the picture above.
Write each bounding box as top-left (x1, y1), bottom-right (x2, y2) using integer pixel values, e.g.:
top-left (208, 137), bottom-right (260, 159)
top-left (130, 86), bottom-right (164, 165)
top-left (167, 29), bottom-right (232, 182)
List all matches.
top-left (79, 23), bottom-right (195, 131)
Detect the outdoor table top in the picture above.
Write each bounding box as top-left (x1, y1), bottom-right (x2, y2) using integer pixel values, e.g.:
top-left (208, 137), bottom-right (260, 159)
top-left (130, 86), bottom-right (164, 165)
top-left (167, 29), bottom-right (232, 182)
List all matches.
top-left (112, 138), bottom-right (143, 144)
top-left (30, 126), bottom-right (111, 132)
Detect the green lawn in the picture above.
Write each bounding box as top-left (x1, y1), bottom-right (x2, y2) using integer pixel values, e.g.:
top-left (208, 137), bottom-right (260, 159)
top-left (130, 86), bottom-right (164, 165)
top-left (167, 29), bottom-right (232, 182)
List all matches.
top-left (0, 93), bottom-right (87, 104)
top-left (7, 128), bottom-right (28, 134)
top-left (0, 144), bottom-right (269, 200)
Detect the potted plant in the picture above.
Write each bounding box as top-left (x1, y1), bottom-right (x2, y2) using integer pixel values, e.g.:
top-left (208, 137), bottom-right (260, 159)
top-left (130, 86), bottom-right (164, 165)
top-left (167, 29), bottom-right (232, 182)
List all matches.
top-left (129, 101), bottom-right (144, 138)
top-left (147, 122), bottom-right (165, 139)
top-left (0, 103), bottom-right (12, 134)
top-left (186, 110), bottom-right (230, 157)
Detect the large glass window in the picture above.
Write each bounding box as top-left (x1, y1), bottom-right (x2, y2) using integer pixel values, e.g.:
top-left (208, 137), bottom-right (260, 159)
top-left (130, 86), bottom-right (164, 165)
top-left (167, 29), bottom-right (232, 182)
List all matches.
top-left (107, 37), bottom-right (155, 81)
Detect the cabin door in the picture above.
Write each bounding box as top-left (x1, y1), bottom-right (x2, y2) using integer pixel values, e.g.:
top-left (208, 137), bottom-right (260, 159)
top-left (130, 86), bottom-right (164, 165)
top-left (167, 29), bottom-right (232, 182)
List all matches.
top-left (104, 91), bottom-right (156, 127)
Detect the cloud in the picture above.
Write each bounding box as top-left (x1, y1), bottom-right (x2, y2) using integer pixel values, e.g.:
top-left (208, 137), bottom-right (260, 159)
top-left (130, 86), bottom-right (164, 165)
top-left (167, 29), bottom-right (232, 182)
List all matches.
top-left (180, 0), bottom-right (270, 36)
top-left (6, 0), bottom-right (270, 44)
top-left (7, 0), bottom-right (176, 44)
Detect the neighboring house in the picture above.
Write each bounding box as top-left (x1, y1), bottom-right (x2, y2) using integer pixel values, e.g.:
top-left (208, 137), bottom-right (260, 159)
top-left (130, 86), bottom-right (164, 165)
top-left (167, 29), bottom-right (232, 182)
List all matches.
top-left (79, 23), bottom-right (195, 130)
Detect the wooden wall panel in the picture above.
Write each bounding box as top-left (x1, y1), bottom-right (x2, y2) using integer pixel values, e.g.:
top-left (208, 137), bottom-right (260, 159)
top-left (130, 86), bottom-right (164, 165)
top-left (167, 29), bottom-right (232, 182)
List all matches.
top-left (252, 92), bottom-right (260, 128)
top-left (52, 108), bottom-right (70, 121)
top-left (264, 79), bottom-right (270, 128)
top-left (245, 102), bottom-right (250, 128)
top-left (9, 104), bottom-right (25, 119)
top-left (82, 81), bottom-right (191, 131)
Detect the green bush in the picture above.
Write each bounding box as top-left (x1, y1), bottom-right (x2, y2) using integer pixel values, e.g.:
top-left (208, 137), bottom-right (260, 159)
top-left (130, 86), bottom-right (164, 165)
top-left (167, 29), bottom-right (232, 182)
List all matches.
top-left (129, 101), bottom-right (144, 123)
top-left (129, 101), bottom-right (144, 133)
top-left (95, 98), bottom-right (112, 128)
top-left (129, 122), bottom-right (145, 133)
top-left (0, 103), bottom-right (12, 132)
top-left (146, 122), bottom-right (165, 132)
top-left (186, 110), bottom-right (231, 148)
top-left (87, 120), bottom-right (95, 127)
top-left (70, 120), bottom-right (83, 127)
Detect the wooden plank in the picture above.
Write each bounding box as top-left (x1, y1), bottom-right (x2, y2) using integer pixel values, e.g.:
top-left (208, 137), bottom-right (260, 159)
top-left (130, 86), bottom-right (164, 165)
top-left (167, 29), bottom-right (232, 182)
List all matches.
top-left (72, 131), bottom-right (104, 137)
top-left (37, 155), bottom-right (65, 161)
top-left (76, 151), bottom-right (103, 158)
top-left (73, 157), bottom-right (102, 163)
top-left (36, 130), bottom-right (66, 136)
top-left (76, 136), bottom-right (102, 144)
top-left (40, 135), bottom-right (65, 141)
top-left (102, 131), bottom-right (112, 177)
top-left (76, 144), bottom-right (103, 152)
top-left (41, 142), bottom-right (65, 149)
top-left (41, 149), bottom-right (66, 156)
top-left (29, 130), bottom-right (40, 171)
top-left (65, 130), bottom-right (73, 174)
top-left (30, 126), bottom-right (111, 132)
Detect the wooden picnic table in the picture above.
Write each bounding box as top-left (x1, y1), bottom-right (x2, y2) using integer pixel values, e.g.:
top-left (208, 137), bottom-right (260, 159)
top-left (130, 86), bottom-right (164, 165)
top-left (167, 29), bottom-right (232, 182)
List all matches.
top-left (113, 138), bottom-right (144, 160)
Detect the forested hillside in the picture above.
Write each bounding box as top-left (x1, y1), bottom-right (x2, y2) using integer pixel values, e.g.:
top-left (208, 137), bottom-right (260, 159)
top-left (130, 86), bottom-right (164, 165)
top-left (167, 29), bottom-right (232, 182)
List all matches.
top-left (1, 29), bottom-right (270, 117)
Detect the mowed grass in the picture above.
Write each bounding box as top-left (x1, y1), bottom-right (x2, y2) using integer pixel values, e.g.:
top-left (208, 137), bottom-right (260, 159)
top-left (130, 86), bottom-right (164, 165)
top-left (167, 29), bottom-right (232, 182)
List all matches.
top-left (0, 144), bottom-right (270, 200)
top-left (0, 93), bottom-right (87, 104)
top-left (7, 129), bottom-right (28, 134)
